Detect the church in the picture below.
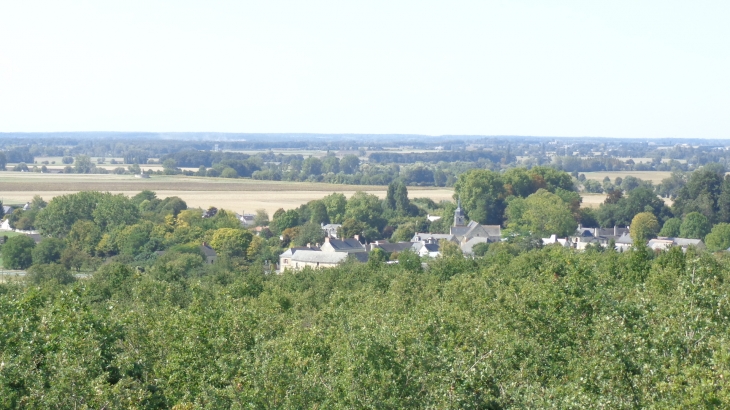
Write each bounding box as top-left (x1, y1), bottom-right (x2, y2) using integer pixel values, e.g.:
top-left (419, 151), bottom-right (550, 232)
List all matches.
top-left (412, 199), bottom-right (502, 255)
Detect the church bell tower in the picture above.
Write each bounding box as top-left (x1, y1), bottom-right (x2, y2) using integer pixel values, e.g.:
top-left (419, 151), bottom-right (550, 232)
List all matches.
top-left (454, 197), bottom-right (466, 227)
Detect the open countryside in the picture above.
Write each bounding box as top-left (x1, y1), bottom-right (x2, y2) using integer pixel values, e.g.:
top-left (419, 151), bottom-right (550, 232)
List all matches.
top-left (0, 172), bottom-right (455, 215)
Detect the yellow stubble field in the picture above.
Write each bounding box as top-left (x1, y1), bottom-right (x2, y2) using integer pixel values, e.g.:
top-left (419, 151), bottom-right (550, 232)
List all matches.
top-left (0, 173), bottom-right (455, 215)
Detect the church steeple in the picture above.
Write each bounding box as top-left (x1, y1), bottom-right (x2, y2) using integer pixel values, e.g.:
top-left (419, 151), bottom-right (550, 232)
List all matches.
top-left (454, 196), bottom-right (466, 227)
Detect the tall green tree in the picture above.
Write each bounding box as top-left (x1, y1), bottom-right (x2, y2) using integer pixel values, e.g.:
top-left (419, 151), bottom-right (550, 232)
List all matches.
top-left (2, 235), bottom-right (36, 269)
top-left (505, 189), bottom-right (577, 237)
top-left (679, 212), bottom-right (711, 239)
top-left (453, 169), bottom-right (506, 225)
top-left (705, 222), bottom-right (730, 251)
top-left (630, 212), bottom-right (660, 244)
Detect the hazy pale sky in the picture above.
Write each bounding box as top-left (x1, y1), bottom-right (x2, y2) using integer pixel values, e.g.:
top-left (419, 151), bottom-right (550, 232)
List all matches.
top-left (1, 1), bottom-right (728, 138)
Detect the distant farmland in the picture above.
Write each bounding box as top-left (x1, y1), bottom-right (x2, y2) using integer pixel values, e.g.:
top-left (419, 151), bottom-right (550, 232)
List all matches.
top-left (0, 173), bottom-right (455, 215)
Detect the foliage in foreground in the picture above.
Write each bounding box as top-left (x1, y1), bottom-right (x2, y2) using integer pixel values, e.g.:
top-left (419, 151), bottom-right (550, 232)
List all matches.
top-left (1, 246), bottom-right (730, 408)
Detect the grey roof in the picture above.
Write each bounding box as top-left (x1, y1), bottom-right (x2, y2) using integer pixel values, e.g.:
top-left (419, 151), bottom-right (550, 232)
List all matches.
top-left (651, 237), bottom-right (705, 248)
top-left (280, 246), bottom-right (322, 258)
top-left (616, 232), bottom-right (633, 244)
top-left (291, 250), bottom-right (349, 264)
top-left (413, 242), bottom-right (440, 253)
top-left (2, 206), bottom-right (12, 214)
top-left (576, 226), bottom-right (629, 238)
top-left (326, 238), bottom-right (365, 252)
top-left (369, 242), bottom-right (415, 253)
top-left (200, 244), bottom-right (217, 257)
top-left (451, 221), bottom-right (501, 239)
top-left (411, 233), bottom-right (457, 242)
top-left (461, 237), bottom-right (492, 255)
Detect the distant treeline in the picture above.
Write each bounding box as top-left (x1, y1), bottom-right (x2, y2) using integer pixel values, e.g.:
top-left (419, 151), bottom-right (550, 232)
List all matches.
top-left (369, 150), bottom-right (511, 164)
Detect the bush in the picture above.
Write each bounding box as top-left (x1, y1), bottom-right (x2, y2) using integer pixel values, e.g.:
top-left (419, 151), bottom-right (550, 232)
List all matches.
top-left (26, 263), bottom-right (76, 285)
top-left (2, 235), bottom-right (36, 269)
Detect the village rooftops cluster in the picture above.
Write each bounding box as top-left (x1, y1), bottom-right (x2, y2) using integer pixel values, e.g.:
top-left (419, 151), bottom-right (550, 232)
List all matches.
top-left (542, 224), bottom-right (706, 252)
top-left (279, 201), bottom-right (503, 272)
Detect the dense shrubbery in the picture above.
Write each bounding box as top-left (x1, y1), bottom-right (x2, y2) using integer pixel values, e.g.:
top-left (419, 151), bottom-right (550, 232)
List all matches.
top-left (2, 245), bottom-right (730, 407)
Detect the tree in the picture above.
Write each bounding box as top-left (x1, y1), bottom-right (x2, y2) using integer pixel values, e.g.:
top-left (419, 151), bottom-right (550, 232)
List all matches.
top-left (630, 212), bottom-right (659, 244)
top-left (308, 201), bottom-right (329, 225)
top-left (32, 237), bottom-right (65, 265)
top-left (338, 219), bottom-right (368, 240)
top-left (672, 169), bottom-right (723, 222)
top-left (453, 169), bottom-right (507, 225)
top-left (2, 235), bottom-right (36, 269)
top-left (162, 158), bottom-right (178, 175)
top-left (67, 220), bottom-right (102, 255)
top-left (0, 152), bottom-right (6, 170)
top-left (254, 209), bottom-right (270, 227)
top-left (293, 222), bottom-right (325, 247)
top-left (210, 228), bottom-right (253, 258)
top-left (659, 218), bottom-right (681, 237)
top-left (272, 209), bottom-right (300, 234)
top-left (705, 223), bottom-right (730, 251)
top-left (74, 155), bottom-right (94, 173)
top-left (679, 212), bottom-right (710, 239)
top-left (92, 194), bottom-right (140, 232)
top-left (505, 189), bottom-right (577, 237)
top-left (340, 155), bottom-right (360, 174)
top-left (322, 193), bottom-right (347, 224)
top-left (345, 191), bottom-right (386, 233)
top-left (220, 167), bottom-right (238, 178)
top-left (397, 249), bottom-right (422, 272)
top-left (26, 263), bottom-right (75, 285)
top-left (30, 195), bottom-right (47, 210)
top-left (301, 157), bottom-right (323, 176)
top-left (35, 191), bottom-right (107, 237)
top-left (321, 156), bottom-right (340, 174)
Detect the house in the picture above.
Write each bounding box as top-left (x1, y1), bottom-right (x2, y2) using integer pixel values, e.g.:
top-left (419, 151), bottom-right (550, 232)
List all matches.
top-left (2, 205), bottom-right (13, 215)
top-left (411, 199), bottom-right (501, 253)
top-left (412, 240), bottom-right (440, 257)
top-left (321, 223), bottom-right (342, 238)
top-left (237, 213), bottom-right (255, 227)
top-left (134, 173), bottom-right (150, 178)
top-left (367, 240), bottom-right (415, 254)
top-left (201, 207), bottom-right (218, 218)
top-left (319, 236), bottom-right (366, 253)
top-left (279, 247), bottom-right (368, 272)
top-left (542, 234), bottom-right (571, 247)
top-left (410, 233), bottom-right (459, 244)
top-left (449, 199), bottom-right (501, 242)
top-left (451, 220), bottom-right (501, 242)
top-left (0, 219), bottom-right (11, 231)
top-left (200, 242), bottom-right (218, 264)
top-left (615, 232), bottom-right (634, 252)
top-left (648, 237), bottom-right (705, 252)
top-left (22, 202), bottom-right (31, 211)
top-left (461, 237), bottom-right (492, 256)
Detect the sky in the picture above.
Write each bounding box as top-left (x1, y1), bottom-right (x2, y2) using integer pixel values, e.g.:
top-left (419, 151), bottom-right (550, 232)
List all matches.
top-left (1, 1), bottom-right (729, 138)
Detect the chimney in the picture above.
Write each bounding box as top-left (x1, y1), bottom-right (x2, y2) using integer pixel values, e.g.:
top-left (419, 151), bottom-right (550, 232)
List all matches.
top-left (594, 228), bottom-right (598, 237)
top-left (307, 243), bottom-right (311, 248)
top-left (324, 237), bottom-right (331, 243)
top-left (315, 243), bottom-right (320, 248)
top-left (202, 241), bottom-right (207, 247)
top-left (578, 223), bottom-right (582, 230)
top-left (614, 225), bottom-right (617, 236)
top-left (353, 234), bottom-right (360, 242)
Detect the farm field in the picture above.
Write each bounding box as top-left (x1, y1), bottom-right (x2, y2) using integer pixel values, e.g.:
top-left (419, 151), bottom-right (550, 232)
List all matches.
top-left (0, 173), bottom-right (455, 215)
top-left (582, 170), bottom-right (673, 184)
